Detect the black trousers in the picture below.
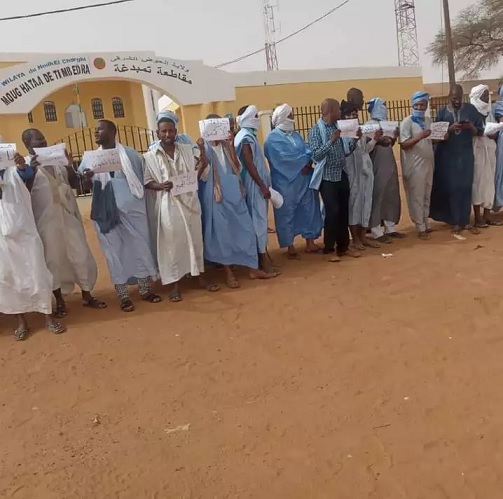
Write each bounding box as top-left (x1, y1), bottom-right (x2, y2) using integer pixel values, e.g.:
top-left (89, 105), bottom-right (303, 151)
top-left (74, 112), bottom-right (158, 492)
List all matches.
top-left (319, 174), bottom-right (350, 254)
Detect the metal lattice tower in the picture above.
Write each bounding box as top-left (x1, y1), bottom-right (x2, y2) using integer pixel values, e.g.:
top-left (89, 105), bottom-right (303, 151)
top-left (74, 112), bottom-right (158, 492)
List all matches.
top-left (395, 0), bottom-right (420, 66)
top-left (262, 0), bottom-right (279, 71)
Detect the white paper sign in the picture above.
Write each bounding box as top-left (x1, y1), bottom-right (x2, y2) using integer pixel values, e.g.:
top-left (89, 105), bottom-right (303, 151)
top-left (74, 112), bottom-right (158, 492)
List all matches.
top-left (484, 122), bottom-right (503, 136)
top-left (360, 123), bottom-right (381, 137)
top-left (83, 149), bottom-right (122, 173)
top-left (33, 143), bottom-right (68, 167)
top-left (0, 143), bottom-right (17, 169)
top-left (380, 120), bottom-right (399, 137)
top-left (171, 170), bottom-right (198, 196)
top-left (429, 121), bottom-right (450, 140)
top-left (337, 119), bottom-right (360, 138)
top-left (199, 118), bottom-right (230, 142)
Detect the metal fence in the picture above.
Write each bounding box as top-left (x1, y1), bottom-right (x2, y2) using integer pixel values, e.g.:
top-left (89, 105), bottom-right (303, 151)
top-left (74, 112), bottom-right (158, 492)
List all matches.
top-left (56, 125), bottom-right (155, 196)
top-left (293, 98), bottom-right (455, 141)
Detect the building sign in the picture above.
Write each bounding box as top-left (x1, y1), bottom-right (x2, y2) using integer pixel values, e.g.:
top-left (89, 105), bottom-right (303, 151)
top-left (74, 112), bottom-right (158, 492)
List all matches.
top-left (0, 51), bottom-right (236, 114)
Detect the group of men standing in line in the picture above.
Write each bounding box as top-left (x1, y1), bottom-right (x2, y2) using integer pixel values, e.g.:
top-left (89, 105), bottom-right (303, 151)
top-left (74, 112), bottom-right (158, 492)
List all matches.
top-left (2, 82), bottom-right (503, 341)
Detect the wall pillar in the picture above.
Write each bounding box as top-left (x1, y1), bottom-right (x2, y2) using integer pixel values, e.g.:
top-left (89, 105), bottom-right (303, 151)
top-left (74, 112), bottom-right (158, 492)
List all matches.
top-left (142, 85), bottom-right (157, 131)
top-left (259, 110), bottom-right (272, 144)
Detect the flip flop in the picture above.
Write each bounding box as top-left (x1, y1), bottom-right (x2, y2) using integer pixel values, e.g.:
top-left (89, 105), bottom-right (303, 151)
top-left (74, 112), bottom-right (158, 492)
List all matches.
top-left (47, 321), bottom-right (66, 335)
top-left (226, 275), bottom-right (240, 289)
top-left (204, 283), bottom-right (221, 293)
top-left (14, 327), bottom-right (29, 341)
top-left (168, 289), bottom-right (182, 302)
top-left (141, 293), bottom-right (163, 303)
top-left (83, 297), bottom-right (107, 309)
top-left (120, 299), bottom-right (135, 312)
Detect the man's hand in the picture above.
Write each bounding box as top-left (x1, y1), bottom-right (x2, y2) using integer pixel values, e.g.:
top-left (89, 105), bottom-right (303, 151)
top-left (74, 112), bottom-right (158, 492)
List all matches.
top-left (65, 150), bottom-right (73, 167)
top-left (330, 130), bottom-right (341, 143)
top-left (261, 184), bottom-right (271, 199)
top-left (30, 155), bottom-right (41, 170)
top-left (196, 138), bottom-right (205, 150)
top-left (421, 129), bottom-right (432, 139)
top-left (356, 128), bottom-right (363, 139)
top-left (162, 180), bottom-right (173, 192)
top-left (393, 128), bottom-right (399, 140)
top-left (14, 153), bottom-right (26, 170)
top-left (449, 122), bottom-right (463, 133)
top-left (83, 168), bottom-right (94, 180)
top-left (373, 129), bottom-right (383, 141)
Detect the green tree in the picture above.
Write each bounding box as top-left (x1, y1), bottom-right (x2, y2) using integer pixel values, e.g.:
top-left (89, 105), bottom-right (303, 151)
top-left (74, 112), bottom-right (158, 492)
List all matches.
top-left (428, 0), bottom-right (503, 78)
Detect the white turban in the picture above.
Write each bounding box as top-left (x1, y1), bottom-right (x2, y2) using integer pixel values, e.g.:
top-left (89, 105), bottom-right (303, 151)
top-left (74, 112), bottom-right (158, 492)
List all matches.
top-left (271, 104), bottom-right (292, 127)
top-left (470, 84), bottom-right (491, 116)
top-left (236, 105), bottom-right (260, 130)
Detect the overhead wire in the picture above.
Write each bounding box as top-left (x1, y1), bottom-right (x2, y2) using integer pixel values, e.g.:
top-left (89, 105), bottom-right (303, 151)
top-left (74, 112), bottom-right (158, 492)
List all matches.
top-left (216, 0), bottom-right (352, 68)
top-left (0, 0), bottom-right (134, 22)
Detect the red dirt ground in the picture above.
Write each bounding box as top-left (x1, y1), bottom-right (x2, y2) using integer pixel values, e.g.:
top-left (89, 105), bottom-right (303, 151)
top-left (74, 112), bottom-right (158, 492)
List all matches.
top-left (2, 196), bottom-right (503, 498)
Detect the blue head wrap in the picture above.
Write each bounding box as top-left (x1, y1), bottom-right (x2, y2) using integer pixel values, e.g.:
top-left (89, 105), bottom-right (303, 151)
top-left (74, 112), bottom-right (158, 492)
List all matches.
top-left (157, 110), bottom-right (178, 125)
top-left (368, 98), bottom-right (387, 121)
top-left (494, 101), bottom-right (503, 120)
top-left (411, 91), bottom-right (429, 129)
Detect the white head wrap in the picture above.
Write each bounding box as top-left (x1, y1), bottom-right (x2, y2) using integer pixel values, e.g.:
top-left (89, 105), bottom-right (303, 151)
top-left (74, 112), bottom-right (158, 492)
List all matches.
top-left (272, 104), bottom-right (294, 132)
top-left (470, 84), bottom-right (491, 116)
top-left (236, 105), bottom-right (260, 130)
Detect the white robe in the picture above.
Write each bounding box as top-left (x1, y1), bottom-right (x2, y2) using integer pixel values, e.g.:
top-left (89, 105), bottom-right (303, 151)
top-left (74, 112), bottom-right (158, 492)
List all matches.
top-left (472, 135), bottom-right (497, 209)
top-left (0, 167), bottom-right (53, 315)
top-left (143, 144), bottom-right (204, 285)
top-left (29, 161), bottom-right (97, 295)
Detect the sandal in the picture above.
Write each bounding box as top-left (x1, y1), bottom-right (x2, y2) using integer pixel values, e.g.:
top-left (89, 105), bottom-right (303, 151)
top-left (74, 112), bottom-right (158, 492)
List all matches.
top-left (141, 293), bottom-right (162, 303)
top-left (53, 304), bottom-right (67, 318)
top-left (168, 288), bottom-right (182, 302)
top-left (83, 297), bottom-right (107, 309)
top-left (120, 299), bottom-right (135, 312)
top-left (474, 222), bottom-right (489, 229)
top-left (486, 220), bottom-right (503, 226)
top-left (470, 226), bottom-right (481, 235)
top-left (47, 321), bottom-right (66, 335)
top-left (362, 238), bottom-right (380, 249)
top-left (226, 275), bottom-right (240, 289)
top-left (204, 283), bottom-right (221, 293)
top-left (14, 327), bottom-right (29, 341)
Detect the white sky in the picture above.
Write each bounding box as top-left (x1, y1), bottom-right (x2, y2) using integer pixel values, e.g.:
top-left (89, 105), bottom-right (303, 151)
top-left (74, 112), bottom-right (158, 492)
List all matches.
top-left (0, 0), bottom-right (500, 84)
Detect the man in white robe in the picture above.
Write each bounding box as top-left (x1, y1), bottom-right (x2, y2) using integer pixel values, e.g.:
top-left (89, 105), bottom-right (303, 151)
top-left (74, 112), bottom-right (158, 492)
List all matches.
top-left (80, 120), bottom-right (161, 312)
top-left (143, 116), bottom-right (220, 302)
top-left (469, 85), bottom-right (502, 227)
top-left (22, 128), bottom-right (106, 317)
top-left (0, 154), bottom-right (66, 340)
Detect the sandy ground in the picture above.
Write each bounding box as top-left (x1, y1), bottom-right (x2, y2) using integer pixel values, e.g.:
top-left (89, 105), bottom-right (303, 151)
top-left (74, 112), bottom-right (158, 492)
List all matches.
top-left (2, 194), bottom-right (503, 499)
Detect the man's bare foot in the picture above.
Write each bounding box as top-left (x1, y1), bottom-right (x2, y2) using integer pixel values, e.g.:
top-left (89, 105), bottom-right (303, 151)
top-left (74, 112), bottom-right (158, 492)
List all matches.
top-left (250, 269), bottom-right (278, 279)
top-left (225, 267), bottom-right (240, 289)
top-left (287, 245), bottom-right (299, 260)
top-left (305, 240), bottom-right (321, 253)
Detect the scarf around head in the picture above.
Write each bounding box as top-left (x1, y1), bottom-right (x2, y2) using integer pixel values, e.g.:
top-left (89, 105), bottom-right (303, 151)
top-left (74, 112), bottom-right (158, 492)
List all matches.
top-left (236, 105), bottom-right (260, 131)
top-left (368, 98), bottom-right (387, 121)
top-left (157, 110), bottom-right (178, 125)
top-left (271, 103), bottom-right (294, 132)
top-left (411, 91), bottom-right (429, 129)
top-left (470, 84), bottom-right (491, 116)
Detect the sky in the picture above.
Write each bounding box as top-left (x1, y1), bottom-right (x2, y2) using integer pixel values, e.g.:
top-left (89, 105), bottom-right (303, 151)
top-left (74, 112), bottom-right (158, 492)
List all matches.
top-left (0, 0), bottom-right (500, 84)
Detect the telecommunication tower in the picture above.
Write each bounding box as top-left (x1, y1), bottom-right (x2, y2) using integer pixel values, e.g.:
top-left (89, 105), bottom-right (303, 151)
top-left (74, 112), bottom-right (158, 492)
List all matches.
top-left (262, 0), bottom-right (279, 71)
top-left (395, 0), bottom-right (420, 66)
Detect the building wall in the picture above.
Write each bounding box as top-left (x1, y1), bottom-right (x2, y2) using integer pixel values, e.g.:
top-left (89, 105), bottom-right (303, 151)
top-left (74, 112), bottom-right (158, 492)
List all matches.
top-left (181, 75), bottom-right (424, 144)
top-left (0, 80), bottom-right (148, 153)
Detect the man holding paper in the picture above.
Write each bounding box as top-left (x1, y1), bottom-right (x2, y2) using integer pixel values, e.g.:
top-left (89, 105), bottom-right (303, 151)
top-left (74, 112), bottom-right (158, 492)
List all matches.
top-left (0, 151), bottom-right (66, 340)
top-left (308, 99), bottom-right (361, 262)
top-left (399, 91), bottom-right (435, 240)
top-left (365, 98), bottom-right (403, 243)
top-left (235, 105), bottom-right (280, 272)
top-left (22, 128), bottom-right (106, 317)
top-left (143, 115), bottom-right (220, 302)
top-left (80, 120), bottom-right (161, 312)
top-left (430, 84), bottom-right (484, 236)
top-left (469, 84), bottom-right (501, 228)
top-left (264, 104), bottom-right (322, 259)
top-left (198, 114), bottom-right (277, 286)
